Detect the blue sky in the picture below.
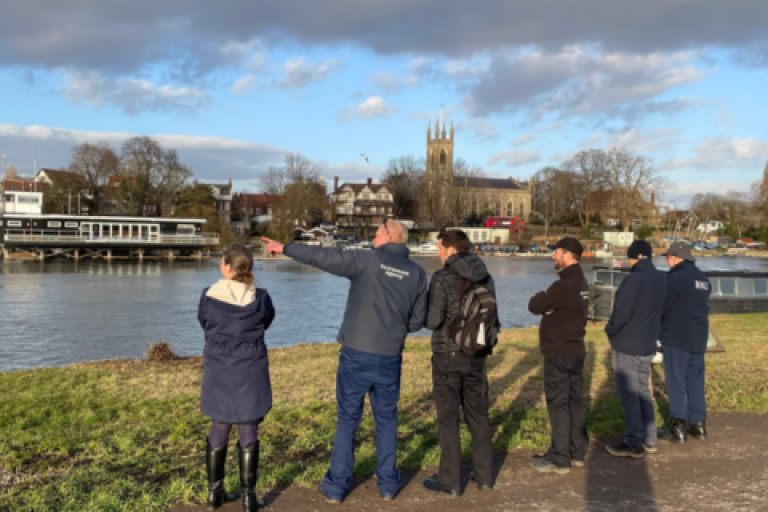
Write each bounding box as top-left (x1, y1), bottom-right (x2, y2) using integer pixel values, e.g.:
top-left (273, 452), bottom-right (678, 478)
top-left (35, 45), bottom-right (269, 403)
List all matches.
top-left (1, 1), bottom-right (767, 207)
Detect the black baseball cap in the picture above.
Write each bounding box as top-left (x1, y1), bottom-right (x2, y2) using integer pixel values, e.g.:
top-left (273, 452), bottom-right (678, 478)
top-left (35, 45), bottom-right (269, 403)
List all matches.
top-left (554, 237), bottom-right (583, 257)
top-left (662, 241), bottom-right (695, 261)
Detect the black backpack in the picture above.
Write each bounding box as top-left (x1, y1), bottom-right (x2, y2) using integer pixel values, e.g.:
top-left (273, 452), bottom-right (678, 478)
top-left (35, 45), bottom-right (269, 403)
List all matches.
top-left (449, 279), bottom-right (499, 356)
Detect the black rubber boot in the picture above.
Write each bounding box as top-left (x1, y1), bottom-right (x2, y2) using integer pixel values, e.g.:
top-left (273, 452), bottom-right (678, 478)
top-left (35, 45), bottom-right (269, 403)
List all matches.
top-left (687, 420), bottom-right (708, 440)
top-left (206, 440), bottom-right (236, 510)
top-left (659, 418), bottom-right (687, 444)
top-left (239, 441), bottom-right (264, 512)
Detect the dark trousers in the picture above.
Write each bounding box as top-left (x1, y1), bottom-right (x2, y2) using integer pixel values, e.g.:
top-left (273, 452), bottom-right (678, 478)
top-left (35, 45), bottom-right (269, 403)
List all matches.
top-left (322, 346), bottom-right (402, 499)
top-left (432, 351), bottom-right (494, 492)
top-left (663, 344), bottom-right (707, 424)
top-left (613, 350), bottom-right (657, 447)
top-left (543, 357), bottom-right (589, 468)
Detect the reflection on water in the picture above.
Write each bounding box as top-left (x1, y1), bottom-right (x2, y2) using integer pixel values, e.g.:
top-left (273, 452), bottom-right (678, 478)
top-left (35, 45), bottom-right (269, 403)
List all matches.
top-left (1, 255), bottom-right (766, 372)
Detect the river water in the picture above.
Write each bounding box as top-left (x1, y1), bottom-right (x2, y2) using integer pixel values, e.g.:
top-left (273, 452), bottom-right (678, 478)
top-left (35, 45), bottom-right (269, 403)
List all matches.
top-left (1, 255), bottom-right (766, 372)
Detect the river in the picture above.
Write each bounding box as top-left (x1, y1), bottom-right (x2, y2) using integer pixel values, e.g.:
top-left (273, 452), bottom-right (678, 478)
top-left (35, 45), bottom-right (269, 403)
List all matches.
top-left (1, 255), bottom-right (766, 372)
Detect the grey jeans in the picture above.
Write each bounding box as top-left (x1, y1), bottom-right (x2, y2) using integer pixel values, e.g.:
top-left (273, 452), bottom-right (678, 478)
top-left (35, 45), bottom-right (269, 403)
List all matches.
top-left (613, 350), bottom-right (657, 447)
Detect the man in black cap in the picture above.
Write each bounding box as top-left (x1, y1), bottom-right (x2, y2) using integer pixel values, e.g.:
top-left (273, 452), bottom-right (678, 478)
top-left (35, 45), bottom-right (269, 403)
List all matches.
top-left (604, 240), bottom-right (666, 458)
top-left (659, 241), bottom-right (711, 443)
top-left (528, 237), bottom-right (590, 474)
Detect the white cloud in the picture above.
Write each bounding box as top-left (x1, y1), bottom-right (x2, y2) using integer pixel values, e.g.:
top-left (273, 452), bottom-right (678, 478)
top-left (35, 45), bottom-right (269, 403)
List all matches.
top-left (455, 119), bottom-right (499, 143)
top-left (488, 150), bottom-right (541, 168)
top-left (603, 127), bottom-right (682, 153)
top-left (339, 96), bottom-right (396, 121)
top-left (61, 70), bottom-right (210, 116)
top-left (407, 56), bottom-right (435, 70)
top-left (510, 134), bottom-right (534, 146)
top-left (278, 57), bottom-right (344, 89)
top-left (0, 123), bottom-right (288, 180)
top-left (660, 136), bottom-right (768, 171)
top-left (371, 71), bottom-right (420, 93)
top-left (231, 75), bottom-right (255, 95)
top-left (666, 180), bottom-right (755, 207)
top-left (464, 47), bottom-right (704, 121)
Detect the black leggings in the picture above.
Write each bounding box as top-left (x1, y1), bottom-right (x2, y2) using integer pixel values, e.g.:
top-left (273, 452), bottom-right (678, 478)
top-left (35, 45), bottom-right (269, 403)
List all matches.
top-left (208, 420), bottom-right (259, 449)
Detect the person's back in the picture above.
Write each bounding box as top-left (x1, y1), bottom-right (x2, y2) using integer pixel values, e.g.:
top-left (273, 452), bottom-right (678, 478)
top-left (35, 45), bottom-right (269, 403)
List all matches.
top-left (603, 242), bottom-right (666, 459)
top-left (659, 242), bottom-right (712, 444)
top-left (263, 221), bottom-right (427, 503)
top-left (423, 231), bottom-right (498, 497)
top-left (198, 244), bottom-right (275, 512)
top-left (661, 260), bottom-right (710, 353)
top-left (605, 258), bottom-right (666, 356)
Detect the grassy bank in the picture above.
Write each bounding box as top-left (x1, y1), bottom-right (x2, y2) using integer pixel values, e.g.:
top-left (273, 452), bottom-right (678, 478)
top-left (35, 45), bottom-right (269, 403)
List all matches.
top-left (2, 314), bottom-right (767, 511)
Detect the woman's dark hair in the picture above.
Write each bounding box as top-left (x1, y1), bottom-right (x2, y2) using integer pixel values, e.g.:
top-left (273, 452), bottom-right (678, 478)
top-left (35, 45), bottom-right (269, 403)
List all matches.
top-left (222, 243), bottom-right (254, 287)
top-left (438, 230), bottom-right (471, 253)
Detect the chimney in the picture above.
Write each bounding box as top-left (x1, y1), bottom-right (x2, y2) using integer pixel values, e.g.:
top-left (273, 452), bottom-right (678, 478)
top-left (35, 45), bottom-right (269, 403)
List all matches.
top-left (367, 177), bottom-right (373, 186)
top-left (334, 176), bottom-right (339, 192)
top-left (650, 191), bottom-right (656, 206)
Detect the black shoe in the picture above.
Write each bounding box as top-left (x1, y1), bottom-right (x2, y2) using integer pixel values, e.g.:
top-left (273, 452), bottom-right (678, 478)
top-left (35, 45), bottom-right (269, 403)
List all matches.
top-left (529, 454), bottom-right (570, 474)
top-left (317, 483), bottom-right (342, 505)
top-left (687, 420), bottom-right (708, 440)
top-left (643, 443), bottom-right (658, 453)
top-left (658, 418), bottom-right (687, 444)
top-left (238, 441), bottom-right (264, 512)
top-left (423, 476), bottom-right (459, 498)
top-left (469, 471), bottom-right (493, 490)
top-left (606, 442), bottom-right (645, 459)
top-left (206, 440), bottom-right (237, 510)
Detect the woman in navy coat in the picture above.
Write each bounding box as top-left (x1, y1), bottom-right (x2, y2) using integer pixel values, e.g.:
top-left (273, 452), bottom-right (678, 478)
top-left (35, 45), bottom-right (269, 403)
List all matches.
top-left (198, 243), bottom-right (275, 511)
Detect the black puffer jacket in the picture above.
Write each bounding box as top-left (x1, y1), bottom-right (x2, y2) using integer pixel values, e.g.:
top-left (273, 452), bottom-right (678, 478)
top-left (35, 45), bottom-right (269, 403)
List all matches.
top-left (426, 253), bottom-right (497, 354)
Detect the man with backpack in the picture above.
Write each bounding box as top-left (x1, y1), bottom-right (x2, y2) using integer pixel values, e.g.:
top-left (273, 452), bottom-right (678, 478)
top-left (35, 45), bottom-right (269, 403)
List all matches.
top-left (423, 229), bottom-right (499, 498)
top-left (528, 237), bottom-right (590, 474)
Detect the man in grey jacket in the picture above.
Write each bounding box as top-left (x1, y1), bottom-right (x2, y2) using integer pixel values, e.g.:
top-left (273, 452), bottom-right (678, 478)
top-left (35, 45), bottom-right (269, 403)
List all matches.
top-left (263, 221), bottom-right (427, 503)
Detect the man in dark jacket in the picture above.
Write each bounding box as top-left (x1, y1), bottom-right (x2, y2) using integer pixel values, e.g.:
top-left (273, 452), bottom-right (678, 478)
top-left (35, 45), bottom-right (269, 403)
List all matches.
top-left (604, 241), bottom-right (666, 458)
top-left (263, 221), bottom-right (428, 503)
top-left (528, 237), bottom-right (590, 474)
top-left (422, 230), bottom-right (497, 498)
top-left (659, 242), bottom-right (711, 443)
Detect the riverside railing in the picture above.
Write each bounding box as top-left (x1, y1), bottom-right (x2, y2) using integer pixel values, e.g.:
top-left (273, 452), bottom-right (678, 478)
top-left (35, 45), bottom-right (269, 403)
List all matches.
top-left (4, 230), bottom-right (220, 245)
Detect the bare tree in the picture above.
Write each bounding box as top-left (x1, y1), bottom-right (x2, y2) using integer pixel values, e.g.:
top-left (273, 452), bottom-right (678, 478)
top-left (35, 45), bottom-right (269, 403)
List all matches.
top-left (111, 136), bottom-right (192, 216)
top-left (561, 149), bottom-right (609, 232)
top-left (259, 153), bottom-right (326, 241)
top-left (532, 166), bottom-right (572, 238)
top-left (604, 148), bottom-right (663, 232)
top-left (381, 155), bottom-right (424, 218)
top-left (69, 142), bottom-right (118, 212)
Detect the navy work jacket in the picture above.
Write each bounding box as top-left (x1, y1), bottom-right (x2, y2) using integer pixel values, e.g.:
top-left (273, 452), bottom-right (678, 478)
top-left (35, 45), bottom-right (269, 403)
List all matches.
top-left (660, 261), bottom-right (711, 353)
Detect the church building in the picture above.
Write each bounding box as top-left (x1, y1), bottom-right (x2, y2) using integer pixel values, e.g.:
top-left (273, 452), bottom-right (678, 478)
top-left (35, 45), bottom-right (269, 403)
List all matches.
top-left (421, 120), bottom-right (533, 226)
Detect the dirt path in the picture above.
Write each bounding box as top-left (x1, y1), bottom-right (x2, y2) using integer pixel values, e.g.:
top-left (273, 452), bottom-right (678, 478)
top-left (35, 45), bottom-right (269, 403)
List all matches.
top-left (170, 413), bottom-right (768, 512)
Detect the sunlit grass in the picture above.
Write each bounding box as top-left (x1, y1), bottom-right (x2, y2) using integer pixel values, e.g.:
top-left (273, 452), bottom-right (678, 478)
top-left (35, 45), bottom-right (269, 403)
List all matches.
top-left (1, 314), bottom-right (766, 511)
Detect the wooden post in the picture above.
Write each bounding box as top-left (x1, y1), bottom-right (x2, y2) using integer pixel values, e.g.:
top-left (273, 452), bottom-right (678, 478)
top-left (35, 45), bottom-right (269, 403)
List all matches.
top-left (74, 250), bottom-right (79, 261)
top-left (137, 249), bottom-right (144, 261)
top-left (106, 249), bottom-right (112, 260)
top-left (167, 250), bottom-right (175, 261)
top-left (38, 250), bottom-right (45, 261)
top-left (196, 250), bottom-right (203, 260)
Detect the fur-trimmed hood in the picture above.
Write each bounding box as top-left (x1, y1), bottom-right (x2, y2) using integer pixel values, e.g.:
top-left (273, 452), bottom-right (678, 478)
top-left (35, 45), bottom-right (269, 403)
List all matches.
top-left (205, 279), bottom-right (255, 307)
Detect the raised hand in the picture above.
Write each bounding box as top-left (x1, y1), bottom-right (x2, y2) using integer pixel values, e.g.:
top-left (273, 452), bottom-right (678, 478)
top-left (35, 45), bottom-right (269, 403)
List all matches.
top-left (262, 237), bottom-right (285, 256)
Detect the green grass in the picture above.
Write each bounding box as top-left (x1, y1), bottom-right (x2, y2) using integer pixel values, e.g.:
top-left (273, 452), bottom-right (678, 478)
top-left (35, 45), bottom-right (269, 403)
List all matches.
top-left (2, 314), bottom-right (767, 511)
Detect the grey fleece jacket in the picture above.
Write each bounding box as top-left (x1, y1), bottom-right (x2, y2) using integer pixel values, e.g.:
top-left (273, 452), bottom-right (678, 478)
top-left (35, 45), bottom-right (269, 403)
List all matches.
top-left (284, 242), bottom-right (428, 356)
top-left (426, 252), bottom-right (498, 354)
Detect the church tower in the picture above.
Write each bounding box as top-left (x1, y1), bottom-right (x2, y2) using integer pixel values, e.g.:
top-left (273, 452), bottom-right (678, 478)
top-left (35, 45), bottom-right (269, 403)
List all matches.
top-left (426, 120), bottom-right (454, 180)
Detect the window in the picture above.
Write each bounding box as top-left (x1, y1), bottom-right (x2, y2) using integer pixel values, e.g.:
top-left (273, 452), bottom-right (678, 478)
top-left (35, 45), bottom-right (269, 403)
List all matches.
top-left (754, 280), bottom-right (767, 295)
top-left (720, 279), bottom-right (736, 295)
top-left (506, 202), bottom-right (513, 216)
top-left (2, 194), bottom-right (12, 203)
top-left (520, 203), bottom-right (525, 216)
top-left (255, 208), bottom-right (261, 215)
top-left (440, 150), bottom-right (447, 165)
top-left (17, 195), bottom-right (40, 204)
top-left (47, 221), bottom-right (62, 228)
top-left (472, 231), bottom-right (478, 241)
top-left (481, 231), bottom-right (487, 241)
top-left (7, 220), bottom-right (22, 227)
